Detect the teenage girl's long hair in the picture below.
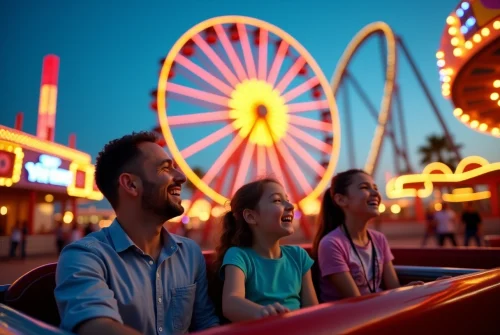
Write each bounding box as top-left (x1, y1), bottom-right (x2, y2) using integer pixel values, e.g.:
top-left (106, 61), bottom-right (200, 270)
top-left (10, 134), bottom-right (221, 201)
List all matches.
top-left (312, 169), bottom-right (366, 260)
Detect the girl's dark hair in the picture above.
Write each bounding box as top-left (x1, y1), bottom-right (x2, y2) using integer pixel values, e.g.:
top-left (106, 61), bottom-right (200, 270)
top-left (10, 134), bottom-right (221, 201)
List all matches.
top-left (213, 177), bottom-right (281, 273)
top-left (312, 169), bottom-right (367, 260)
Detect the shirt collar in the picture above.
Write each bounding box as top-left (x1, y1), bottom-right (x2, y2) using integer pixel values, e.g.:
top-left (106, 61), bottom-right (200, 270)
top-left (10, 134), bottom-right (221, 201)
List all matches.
top-left (108, 219), bottom-right (183, 253)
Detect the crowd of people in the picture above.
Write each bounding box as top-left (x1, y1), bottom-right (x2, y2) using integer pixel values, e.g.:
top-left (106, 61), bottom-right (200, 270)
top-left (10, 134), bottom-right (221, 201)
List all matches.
top-left (52, 131), bottom-right (457, 335)
top-left (422, 201), bottom-right (483, 247)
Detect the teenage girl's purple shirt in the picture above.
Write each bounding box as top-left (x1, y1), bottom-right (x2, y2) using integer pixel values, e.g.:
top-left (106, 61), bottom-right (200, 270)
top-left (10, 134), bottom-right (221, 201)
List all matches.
top-left (317, 227), bottom-right (394, 302)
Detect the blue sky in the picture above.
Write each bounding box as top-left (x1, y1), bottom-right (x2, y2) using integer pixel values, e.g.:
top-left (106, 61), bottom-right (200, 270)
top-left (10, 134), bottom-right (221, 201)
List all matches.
top-left (1, 0), bottom-right (498, 205)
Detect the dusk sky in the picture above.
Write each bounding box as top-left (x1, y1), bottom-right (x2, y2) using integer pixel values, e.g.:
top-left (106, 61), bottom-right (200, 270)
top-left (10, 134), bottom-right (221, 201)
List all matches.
top-left (1, 0), bottom-right (499, 205)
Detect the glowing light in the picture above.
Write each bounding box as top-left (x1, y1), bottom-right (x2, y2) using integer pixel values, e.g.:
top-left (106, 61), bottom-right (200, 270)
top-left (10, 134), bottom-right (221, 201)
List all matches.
top-left (442, 76), bottom-right (451, 83)
top-left (0, 206), bottom-right (7, 215)
top-left (45, 194), bottom-right (54, 202)
top-left (0, 126), bottom-right (90, 163)
top-left (442, 89), bottom-right (450, 97)
top-left (460, 26), bottom-right (468, 34)
top-left (229, 79), bottom-right (288, 147)
top-left (437, 60), bottom-right (445, 67)
top-left (436, 51), bottom-right (444, 59)
top-left (442, 83), bottom-right (450, 90)
top-left (494, 21), bottom-right (500, 30)
top-left (63, 211), bottom-right (74, 224)
top-left (479, 123), bottom-right (488, 132)
top-left (0, 142), bottom-right (24, 187)
top-left (453, 48), bottom-right (463, 57)
top-left (446, 16), bottom-right (455, 25)
top-left (465, 17), bottom-right (476, 27)
top-left (25, 154), bottom-right (73, 187)
top-left (464, 41), bottom-right (473, 49)
top-left (498, 100), bottom-right (500, 107)
top-left (490, 92), bottom-right (499, 101)
top-left (434, 203), bottom-right (442, 211)
top-left (386, 156), bottom-right (500, 199)
top-left (378, 203), bottom-right (386, 213)
top-left (492, 128), bottom-right (500, 136)
top-left (199, 212), bottom-right (210, 221)
top-left (470, 120), bottom-right (479, 128)
top-left (453, 108), bottom-right (463, 116)
top-left (494, 80), bottom-right (500, 88)
top-left (301, 198), bottom-right (321, 215)
top-left (390, 204), bottom-right (401, 214)
top-left (473, 34), bottom-right (481, 43)
top-left (443, 189), bottom-right (491, 202)
top-left (461, 2), bottom-right (469, 10)
top-left (460, 114), bottom-right (470, 122)
top-left (481, 28), bottom-right (490, 37)
top-left (451, 37), bottom-right (459, 46)
top-left (456, 8), bottom-right (464, 17)
top-left (448, 26), bottom-right (457, 35)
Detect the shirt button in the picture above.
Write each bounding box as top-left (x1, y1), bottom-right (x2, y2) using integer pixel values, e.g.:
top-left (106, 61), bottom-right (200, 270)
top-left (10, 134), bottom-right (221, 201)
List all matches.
top-left (158, 327), bottom-right (163, 332)
top-left (158, 297), bottom-right (162, 303)
top-left (149, 260), bottom-right (153, 265)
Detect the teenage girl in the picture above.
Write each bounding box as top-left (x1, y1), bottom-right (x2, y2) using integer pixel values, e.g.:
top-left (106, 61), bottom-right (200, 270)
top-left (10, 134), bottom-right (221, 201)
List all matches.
top-left (213, 178), bottom-right (318, 322)
top-left (312, 169), bottom-right (423, 302)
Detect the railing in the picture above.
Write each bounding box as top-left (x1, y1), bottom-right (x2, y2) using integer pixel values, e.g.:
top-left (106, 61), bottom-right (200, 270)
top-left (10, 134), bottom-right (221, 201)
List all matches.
top-left (0, 304), bottom-right (72, 335)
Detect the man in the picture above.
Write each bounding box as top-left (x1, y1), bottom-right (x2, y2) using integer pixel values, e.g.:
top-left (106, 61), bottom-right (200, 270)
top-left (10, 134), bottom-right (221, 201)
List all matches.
top-left (55, 131), bottom-right (219, 334)
top-left (461, 202), bottom-right (482, 246)
top-left (433, 202), bottom-right (458, 247)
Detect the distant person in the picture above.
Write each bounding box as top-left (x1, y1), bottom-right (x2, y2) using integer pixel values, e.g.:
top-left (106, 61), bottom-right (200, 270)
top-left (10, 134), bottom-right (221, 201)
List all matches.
top-left (21, 222), bottom-right (28, 259)
top-left (55, 131), bottom-right (218, 334)
top-left (434, 203), bottom-right (458, 247)
top-left (461, 202), bottom-right (482, 246)
top-left (421, 208), bottom-right (436, 247)
top-left (69, 222), bottom-right (83, 243)
top-left (55, 221), bottom-right (65, 254)
top-left (9, 223), bottom-right (22, 258)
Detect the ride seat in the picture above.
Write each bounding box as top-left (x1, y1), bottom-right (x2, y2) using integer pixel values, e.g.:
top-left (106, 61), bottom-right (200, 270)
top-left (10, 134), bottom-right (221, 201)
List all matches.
top-left (4, 262), bottom-right (60, 327)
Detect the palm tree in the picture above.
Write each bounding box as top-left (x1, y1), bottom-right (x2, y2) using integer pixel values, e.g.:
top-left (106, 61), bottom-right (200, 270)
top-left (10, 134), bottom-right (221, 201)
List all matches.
top-left (418, 134), bottom-right (463, 170)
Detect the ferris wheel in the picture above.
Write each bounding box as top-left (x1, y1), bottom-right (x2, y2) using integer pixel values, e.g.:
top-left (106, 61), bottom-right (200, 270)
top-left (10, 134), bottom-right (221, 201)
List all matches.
top-left (156, 16), bottom-right (341, 209)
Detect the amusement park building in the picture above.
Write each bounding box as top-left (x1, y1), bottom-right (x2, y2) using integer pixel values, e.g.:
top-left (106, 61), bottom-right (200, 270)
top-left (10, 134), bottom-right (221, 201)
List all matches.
top-left (0, 55), bottom-right (102, 239)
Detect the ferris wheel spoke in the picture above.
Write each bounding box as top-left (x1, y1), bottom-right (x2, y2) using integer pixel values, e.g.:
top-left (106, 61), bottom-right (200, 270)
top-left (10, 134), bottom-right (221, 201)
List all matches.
top-left (202, 135), bottom-right (245, 186)
top-left (169, 111), bottom-right (231, 127)
top-left (231, 140), bottom-right (256, 195)
top-left (289, 115), bottom-right (333, 132)
top-left (282, 77), bottom-right (320, 103)
top-left (256, 144), bottom-right (266, 176)
top-left (167, 82), bottom-right (229, 108)
top-left (287, 125), bottom-right (333, 154)
top-left (192, 34), bottom-right (240, 87)
top-left (282, 136), bottom-right (325, 176)
top-left (180, 123), bottom-right (236, 159)
top-left (275, 142), bottom-right (313, 195)
top-left (288, 100), bottom-right (330, 113)
top-left (258, 29), bottom-right (268, 81)
top-left (275, 57), bottom-right (306, 94)
top-left (267, 40), bottom-right (289, 87)
top-left (175, 54), bottom-right (234, 96)
top-left (214, 25), bottom-right (247, 82)
top-left (237, 23), bottom-right (257, 79)
top-left (265, 145), bottom-right (285, 185)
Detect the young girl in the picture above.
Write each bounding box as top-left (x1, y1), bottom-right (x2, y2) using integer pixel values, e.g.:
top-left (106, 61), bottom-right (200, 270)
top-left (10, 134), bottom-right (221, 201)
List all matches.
top-left (214, 178), bottom-right (318, 322)
top-left (312, 169), bottom-right (423, 302)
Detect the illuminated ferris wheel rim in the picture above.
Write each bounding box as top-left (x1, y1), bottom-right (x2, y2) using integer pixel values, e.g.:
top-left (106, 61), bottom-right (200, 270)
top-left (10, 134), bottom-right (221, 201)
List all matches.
top-left (156, 15), bottom-right (341, 208)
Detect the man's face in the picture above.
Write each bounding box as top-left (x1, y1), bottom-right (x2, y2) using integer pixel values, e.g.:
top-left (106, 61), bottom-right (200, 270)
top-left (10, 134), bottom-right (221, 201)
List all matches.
top-left (135, 142), bottom-right (187, 222)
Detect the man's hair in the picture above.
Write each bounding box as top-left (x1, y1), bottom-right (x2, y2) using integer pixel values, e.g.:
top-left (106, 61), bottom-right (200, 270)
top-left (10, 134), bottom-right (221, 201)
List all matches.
top-left (95, 131), bottom-right (158, 209)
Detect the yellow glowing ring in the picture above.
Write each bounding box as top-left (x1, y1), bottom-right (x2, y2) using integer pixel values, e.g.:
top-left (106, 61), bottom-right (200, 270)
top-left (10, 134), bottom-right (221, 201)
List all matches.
top-left (330, 22), bottom-right (396, 174)
top-left (158, 16), bottom-right (341, 206)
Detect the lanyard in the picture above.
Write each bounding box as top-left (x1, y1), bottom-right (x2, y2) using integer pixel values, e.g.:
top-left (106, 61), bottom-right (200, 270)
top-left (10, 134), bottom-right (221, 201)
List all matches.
top-left (342, 225), bottom-right (378, 293)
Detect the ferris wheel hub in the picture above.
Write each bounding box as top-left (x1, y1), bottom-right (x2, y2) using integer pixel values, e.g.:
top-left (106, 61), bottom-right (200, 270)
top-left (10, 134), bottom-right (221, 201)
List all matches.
top-left (229, 79), bottom-right (289, 147)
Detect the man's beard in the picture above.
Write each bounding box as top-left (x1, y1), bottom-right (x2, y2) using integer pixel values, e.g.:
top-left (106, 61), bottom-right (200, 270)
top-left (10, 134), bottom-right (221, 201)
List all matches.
top-left (140, 178), bottom-right (184, 222)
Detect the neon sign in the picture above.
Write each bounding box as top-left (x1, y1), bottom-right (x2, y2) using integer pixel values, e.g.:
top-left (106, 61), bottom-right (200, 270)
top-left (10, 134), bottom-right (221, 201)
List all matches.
top-left (25, 154), bottom-right (73, 187)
